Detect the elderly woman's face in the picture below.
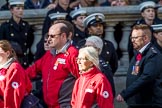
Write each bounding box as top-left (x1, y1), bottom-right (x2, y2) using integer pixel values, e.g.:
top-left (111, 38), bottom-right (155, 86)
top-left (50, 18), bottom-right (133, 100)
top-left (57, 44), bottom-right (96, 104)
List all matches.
top-left (77, 52), bottom-right (93, 72)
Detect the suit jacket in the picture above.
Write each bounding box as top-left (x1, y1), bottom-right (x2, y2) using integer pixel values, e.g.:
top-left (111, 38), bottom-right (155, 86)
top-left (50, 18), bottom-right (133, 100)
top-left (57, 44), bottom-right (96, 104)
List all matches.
top-left (128, 17), bottom-right (162, 61)
top-left (121, 43), bottom-right (162, 107)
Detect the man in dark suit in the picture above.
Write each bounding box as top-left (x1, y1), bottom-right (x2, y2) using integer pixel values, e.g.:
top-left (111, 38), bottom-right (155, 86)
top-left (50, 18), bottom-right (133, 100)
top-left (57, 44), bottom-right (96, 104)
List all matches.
top-left (128, 1), bottom-right (162, 61)
top-left (116, 24), bottom-right (162, 108)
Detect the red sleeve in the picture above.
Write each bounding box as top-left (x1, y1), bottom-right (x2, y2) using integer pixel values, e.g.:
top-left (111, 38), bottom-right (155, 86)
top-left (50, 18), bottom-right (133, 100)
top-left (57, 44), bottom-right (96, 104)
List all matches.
top-left (25, 52), bottom-right (49, 79)
top-left (67, 47), bottom-right (80, 78)
top-left (96, 77), bottom-right (114, 108)
top-left (4, 63), bottom-right (31, 108)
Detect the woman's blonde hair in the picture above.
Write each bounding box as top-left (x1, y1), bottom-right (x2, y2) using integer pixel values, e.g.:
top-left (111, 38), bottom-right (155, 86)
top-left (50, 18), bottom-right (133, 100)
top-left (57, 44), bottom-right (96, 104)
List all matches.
top-left (79, 46), bottom-right (100, 70)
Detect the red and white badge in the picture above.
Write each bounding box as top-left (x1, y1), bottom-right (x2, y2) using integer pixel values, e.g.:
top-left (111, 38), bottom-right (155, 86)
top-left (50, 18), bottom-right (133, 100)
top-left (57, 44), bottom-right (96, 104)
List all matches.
top-left (12, 82), bottom-right (19, 89)
top-left (102, 91), bottom-right (109, 98)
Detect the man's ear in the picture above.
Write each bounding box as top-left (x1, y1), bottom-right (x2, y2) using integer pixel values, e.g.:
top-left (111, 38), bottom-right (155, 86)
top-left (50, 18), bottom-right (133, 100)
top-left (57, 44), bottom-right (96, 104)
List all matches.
top-left (6, 50), bottom-right (11, 58)
top-left (88, 27), bottom-right (92, 35)
top-left (68, 32), bottom-right (73, 40)
top-left (153, 33), bottom-right (158, 39)
top-left (72, 19), bottom-right (76, 25)
top-left (141, 12), bottom-right (144, 17)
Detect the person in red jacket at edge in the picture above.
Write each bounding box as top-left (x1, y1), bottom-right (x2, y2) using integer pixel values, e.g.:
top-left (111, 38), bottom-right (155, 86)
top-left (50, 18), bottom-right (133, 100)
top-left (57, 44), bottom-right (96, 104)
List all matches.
top-left (25, 20), bottom-right (79, 108)
top-left (0, 40), bottom-right (32, 108)
top-left (71, 46), bottom-right (114, 108)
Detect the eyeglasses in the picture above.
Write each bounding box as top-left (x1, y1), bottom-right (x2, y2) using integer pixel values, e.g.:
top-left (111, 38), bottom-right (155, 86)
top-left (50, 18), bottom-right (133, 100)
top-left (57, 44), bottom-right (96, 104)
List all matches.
top-left (76, 57), bottom-right (88, 61)
top-left (48, 33), bottom-right (62, 38)
top-left (130, 36), bottom-right (144, 40)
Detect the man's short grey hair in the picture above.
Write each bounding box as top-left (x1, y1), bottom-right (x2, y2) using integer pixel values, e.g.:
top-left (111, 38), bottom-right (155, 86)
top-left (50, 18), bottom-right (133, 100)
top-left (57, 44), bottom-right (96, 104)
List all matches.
top-left (86, 36), bottom-right (103, 54)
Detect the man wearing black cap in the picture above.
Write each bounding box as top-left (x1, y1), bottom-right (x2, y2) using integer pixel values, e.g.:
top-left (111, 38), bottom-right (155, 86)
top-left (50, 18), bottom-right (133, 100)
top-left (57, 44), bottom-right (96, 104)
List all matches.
top-left (0, 0), bottom-right (34, 68)
top-left (78, 13), bottom-right (118, 74)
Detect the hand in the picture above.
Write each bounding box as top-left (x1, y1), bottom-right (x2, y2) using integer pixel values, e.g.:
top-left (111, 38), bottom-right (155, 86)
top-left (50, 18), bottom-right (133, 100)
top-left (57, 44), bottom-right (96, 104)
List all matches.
top-left (116, 94), bottom-right (124, 102)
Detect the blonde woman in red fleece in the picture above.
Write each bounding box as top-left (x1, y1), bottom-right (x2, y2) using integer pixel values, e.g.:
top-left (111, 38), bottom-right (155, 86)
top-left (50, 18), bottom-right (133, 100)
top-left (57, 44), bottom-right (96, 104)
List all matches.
top-left (71, 46), bottom-right (114, 108)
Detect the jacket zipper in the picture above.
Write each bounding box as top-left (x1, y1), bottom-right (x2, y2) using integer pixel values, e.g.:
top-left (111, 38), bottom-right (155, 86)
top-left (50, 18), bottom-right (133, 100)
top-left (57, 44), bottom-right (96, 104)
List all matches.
top-left (46, 56), bottom-right (54, 100)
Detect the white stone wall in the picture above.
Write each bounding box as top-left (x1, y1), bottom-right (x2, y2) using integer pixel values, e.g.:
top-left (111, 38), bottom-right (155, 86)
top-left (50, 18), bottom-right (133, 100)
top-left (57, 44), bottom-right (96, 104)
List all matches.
top-left (0, 0), bottom-right (6, 8)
